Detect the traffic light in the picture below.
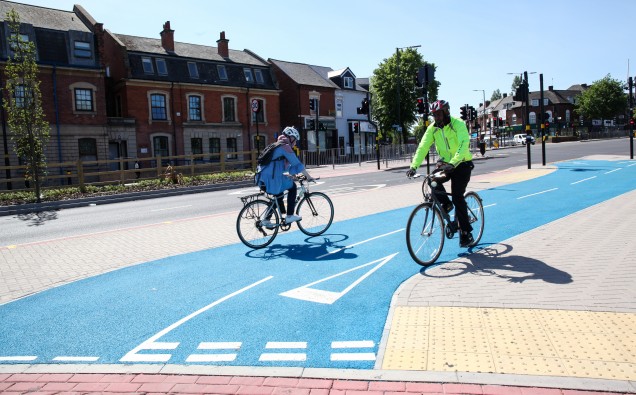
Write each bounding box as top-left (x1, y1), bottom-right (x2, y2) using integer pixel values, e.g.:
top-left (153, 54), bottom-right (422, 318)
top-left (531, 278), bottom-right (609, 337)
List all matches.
top-left (544, 121), bottom-right (550, 129)
top-left (416, 98), bottom-right (425, 114)
top-left (493, 117), bottom-right (498, 127)
top-left (357, 98), bottom-right (369, 115)
top-left (469, 106), bottom-right (476, 121)
top-left (498, 117), bottom-right (503, 127)
top-left (353, 122), bottom-right (359, 133)
top-left (460, 105), bottom-right (467, 120)
top-left (513, 81), bottom-right (528, 101)
top-left (309, 98), bottom-right (315, 111)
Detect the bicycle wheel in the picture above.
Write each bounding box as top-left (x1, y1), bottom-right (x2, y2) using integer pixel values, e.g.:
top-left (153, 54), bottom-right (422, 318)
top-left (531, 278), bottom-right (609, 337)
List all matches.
top-left (406, 202), bottom-right (445, 266)
top-left (465, 192), bottom-right (484, 247)
top-left (236, 199), bottom-right (279, 249)
top-left (296, 192), bottom-right (334, 236)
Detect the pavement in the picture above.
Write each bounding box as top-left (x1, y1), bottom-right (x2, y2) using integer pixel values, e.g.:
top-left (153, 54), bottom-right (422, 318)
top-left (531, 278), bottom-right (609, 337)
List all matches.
top-left (1, 152), bottom-right (635, 394)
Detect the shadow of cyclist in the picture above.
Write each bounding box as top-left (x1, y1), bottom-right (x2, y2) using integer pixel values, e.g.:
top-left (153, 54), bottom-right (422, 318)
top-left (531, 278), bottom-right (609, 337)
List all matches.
top-left (245, 233), bottom-right (358, 262)
top-left (422, 242), bottom-right (572, 284)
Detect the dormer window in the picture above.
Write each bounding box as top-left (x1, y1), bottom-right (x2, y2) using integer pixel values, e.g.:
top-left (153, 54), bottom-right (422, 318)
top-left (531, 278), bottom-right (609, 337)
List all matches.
top-left (217, 65), bottom-right (228, 80)
top-left (244, 68), bottom-right (254, 83)
top-left (73, 41), bottom-right (91, 58)
top-left (254, 69), bottom-right (264, 84)
top-left (344, 77), bottom-right (354, 89)
top-left (142, 57), bottom-right (154, 74)
top-left (188, 62), bottom-right (199, 79)
top-left (156, 58), bottom-right (168, 75)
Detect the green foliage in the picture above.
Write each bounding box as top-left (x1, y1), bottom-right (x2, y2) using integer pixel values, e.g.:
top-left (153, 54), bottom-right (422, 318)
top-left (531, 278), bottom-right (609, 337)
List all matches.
top-left (3, 9), bottom-right (50, 203)
top-left (369, 48), bottom-right (439, 143)
top-left (511, 75), bottom-right (522, 94)
top-left (575, 75), bottom-right (627, 121)
top-left (490, 89), bottom-right (502, 101)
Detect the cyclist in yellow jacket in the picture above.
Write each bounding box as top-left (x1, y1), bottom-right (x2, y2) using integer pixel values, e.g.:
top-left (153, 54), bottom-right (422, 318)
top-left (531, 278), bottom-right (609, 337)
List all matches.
top-left (406, 100), bottom-right (475, 247)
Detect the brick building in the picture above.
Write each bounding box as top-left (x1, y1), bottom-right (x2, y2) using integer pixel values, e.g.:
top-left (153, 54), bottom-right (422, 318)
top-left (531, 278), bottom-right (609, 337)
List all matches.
top-left (0, 1), bottom-right (108, 182)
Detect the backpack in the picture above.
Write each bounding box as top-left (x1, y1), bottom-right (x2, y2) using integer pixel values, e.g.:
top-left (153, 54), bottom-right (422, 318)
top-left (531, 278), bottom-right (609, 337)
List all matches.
top-left (256, 141), bottom-right (285, 167)
top-left (254, 141), bottom-right (286, 186)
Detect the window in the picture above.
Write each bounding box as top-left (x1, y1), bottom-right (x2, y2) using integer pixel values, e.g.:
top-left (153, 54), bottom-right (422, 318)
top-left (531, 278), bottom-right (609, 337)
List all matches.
top-left (74, 88), bottom-right (94, 111)
top-left (191, 138), bottom-right (203, 162)
top-left (156, 59), bottom-right (168, 75)
top-left (531, 99), bottom-right (539, 107)
top-left (78, 138), bottom-right (97, 161)
top-left (188, 95), bottom-right (202, 121)
top-left (217, 65), bottom-right (228, 80)
top-left (10, 33), bottom-right (29, 51)
top-left (244, 68), bottom-right (253, 83)
top-left (14, 85), bottom-right (27, 108)
top-left (344, 76), bottom-right (354, 89)
top-left (254, 69), bottom-right (264, 84)
top-left (226, 138), bottom-right (237, 159)
top-left (74, 41), bottom-right (91, 58)
top-left (336, 98), bottom-right (343, 118)
top-left (251, 99), bottom-right (264, 123)
top-left (209, 137), bottom-right (220, 162)
top-left (529, 112), bottom-right (537, 124)
top-left (253, 135), bottom-right (265, 152)
top-left (187, 62), bottom-right (199, 79)
top-left (142, 57), bottom-right (154, 74)
top-left (153, 136), bottom-right (169, 157)
top-left (151, 94), bottom-right (167, 120)
top-left (223, 97), bottom-right (235, 122)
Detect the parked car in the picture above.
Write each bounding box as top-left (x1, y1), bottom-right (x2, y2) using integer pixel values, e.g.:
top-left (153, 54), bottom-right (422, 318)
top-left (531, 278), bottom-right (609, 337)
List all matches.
top-left (513, 134), bottom-right (535, 145)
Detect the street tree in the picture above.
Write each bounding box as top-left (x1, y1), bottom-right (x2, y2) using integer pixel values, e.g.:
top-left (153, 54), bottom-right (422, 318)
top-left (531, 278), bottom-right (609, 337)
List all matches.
top-left (490, 89), bottom-right (502, 101)
top-left (511, 75), bottom-right (522, 95)
top-left (575, 74), bottom-right (627, 122)
top-left (3, 9), bottom-right (49, 203)
top-left (370, 48), bottom-right (439, 144)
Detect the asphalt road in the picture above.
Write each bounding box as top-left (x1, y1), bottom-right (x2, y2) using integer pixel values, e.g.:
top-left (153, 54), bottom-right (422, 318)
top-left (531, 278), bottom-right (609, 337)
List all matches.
top-left (0, 138), bottom-right (631, 247)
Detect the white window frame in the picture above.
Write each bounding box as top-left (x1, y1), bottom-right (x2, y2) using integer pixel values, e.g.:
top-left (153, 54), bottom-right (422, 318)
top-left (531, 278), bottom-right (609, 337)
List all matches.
top-left (142, 57), bottom-right (154, 74)
top-left (217, 65), bottom-right (228, 80)
top-left (156, 58), bottom-right (168, 75)
top-left (343, 77), bottom-right (354, 89)
top-left (73, 41), bottom-right (92, 58)
top-left (187, 62), bottom-right (199, 79)
top-left (244, 68), bottom-right (254, 83)
top-left (254, 69), bottom-right (264, 84)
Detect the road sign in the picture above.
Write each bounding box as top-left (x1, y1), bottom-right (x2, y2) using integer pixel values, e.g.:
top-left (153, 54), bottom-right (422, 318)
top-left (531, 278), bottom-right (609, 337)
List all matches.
top-left (251, 99), bottom-right (260, 113)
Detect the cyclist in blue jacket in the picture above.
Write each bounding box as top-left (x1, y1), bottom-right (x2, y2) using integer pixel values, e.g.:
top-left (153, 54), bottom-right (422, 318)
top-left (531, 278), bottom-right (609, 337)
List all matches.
top-left (255, 126), bottom-right (314, 225)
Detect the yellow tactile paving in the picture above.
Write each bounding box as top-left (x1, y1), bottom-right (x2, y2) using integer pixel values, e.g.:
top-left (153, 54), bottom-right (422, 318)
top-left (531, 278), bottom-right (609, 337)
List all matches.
top-left (381, 306), bottom-right (636, 380)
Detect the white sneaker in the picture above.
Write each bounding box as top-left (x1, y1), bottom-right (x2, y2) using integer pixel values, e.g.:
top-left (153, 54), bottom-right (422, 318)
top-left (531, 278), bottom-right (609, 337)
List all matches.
top-left (261, 219), bottom-right (275, 229)
top-left (285, 215), bottom-right (302, 223)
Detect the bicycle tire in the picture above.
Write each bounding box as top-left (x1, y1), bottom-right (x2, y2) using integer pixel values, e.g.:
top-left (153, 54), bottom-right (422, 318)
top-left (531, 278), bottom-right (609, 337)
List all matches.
top-left (296, 192), bottom-right (334, 236)
top-left (406, 202), bottom-right (445, 266)
top-left (236, 199), bottom-right (279, 249)
top-left (465, 191), bottom-right (484, 247)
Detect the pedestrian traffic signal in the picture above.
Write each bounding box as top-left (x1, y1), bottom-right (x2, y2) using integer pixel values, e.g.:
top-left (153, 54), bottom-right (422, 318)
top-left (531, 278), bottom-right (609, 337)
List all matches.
top-left (630, 118), bottom-right (634, 126)
top-left (460, 105), bottom-right (467, 120)
top-left (544, 121), bottom-right (550, 129)
top-left (416, 98), bottom-right (425, 114)
top-left (353, 122), bottom-right (359, 132)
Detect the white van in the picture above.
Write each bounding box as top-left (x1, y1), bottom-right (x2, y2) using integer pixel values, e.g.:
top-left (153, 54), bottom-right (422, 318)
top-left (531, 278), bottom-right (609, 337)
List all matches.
top-left (513, 134), bottom-right (535, 145)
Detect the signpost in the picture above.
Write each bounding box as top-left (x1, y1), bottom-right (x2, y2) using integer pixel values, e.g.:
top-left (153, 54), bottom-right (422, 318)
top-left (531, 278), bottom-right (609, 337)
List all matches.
top-left (251, 99), bottom-right (261, 155)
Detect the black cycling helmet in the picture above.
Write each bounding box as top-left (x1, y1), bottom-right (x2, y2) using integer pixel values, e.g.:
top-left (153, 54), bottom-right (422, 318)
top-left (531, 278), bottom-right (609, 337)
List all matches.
top-left (430, 100), bottom-right (450, 113)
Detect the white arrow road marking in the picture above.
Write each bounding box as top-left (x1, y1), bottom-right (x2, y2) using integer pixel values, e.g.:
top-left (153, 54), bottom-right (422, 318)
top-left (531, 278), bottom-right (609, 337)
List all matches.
top-left (120, 276), bottom-right (273, 363)
top-left (280, 253), bottom-right (398, 305)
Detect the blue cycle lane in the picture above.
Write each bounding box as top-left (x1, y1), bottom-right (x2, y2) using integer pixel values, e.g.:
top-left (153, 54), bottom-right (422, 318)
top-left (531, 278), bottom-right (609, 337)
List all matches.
top-left (0, 159), bottom-right (634, 368)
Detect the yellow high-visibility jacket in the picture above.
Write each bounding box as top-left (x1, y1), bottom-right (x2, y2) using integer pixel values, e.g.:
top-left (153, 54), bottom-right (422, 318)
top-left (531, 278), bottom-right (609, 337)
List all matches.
top-left (411, 116), bottom-right (473, 169)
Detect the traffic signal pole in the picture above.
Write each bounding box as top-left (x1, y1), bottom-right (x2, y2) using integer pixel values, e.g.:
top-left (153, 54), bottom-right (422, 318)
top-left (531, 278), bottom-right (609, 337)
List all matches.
top-left (629, 76), bottom-right (634, 159)
top-left (540, 73), bottom-right (546, 166)
top-left (524, 71), bottom-right (532, 169)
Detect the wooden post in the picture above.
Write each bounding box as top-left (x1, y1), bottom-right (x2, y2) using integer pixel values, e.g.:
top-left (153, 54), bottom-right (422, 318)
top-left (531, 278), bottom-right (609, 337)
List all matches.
top-left (77, 160), bottom-right (85, 191)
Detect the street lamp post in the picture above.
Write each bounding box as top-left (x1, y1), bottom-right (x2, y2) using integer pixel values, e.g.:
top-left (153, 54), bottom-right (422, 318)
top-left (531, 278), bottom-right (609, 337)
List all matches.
top-left (395, 45), bottom-right (421, 146)
top-left (507, 71), bottom-right (536, 168)
top-left (472, 89), bottom-right (486, 142)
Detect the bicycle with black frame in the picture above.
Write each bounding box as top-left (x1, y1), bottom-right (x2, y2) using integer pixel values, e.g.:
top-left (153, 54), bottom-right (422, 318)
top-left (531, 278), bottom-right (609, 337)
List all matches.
top-left (405, 169), bottom-right (484, 266)
top-left (236, 174), bottom-right (334, 249)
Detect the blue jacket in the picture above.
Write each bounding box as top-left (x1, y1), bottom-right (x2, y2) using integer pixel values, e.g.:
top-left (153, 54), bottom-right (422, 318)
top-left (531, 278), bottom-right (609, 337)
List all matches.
top-left (255, 140), bottom-right (305, 195)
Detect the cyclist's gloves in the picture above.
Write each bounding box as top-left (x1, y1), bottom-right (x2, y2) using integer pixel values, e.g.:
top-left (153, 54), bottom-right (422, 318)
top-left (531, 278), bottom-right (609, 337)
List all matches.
top-left (441, 163), bottom-right (455, 175)
top-left (406, 168), bottom-right (416, 178)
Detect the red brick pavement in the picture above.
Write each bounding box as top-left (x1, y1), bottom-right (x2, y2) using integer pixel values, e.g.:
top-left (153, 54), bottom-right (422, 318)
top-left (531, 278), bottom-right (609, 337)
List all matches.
top-left (0, 373), bottom-right (631, 394)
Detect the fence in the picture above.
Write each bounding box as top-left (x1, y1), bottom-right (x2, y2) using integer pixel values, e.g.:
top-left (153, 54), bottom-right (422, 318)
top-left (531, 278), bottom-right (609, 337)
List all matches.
top-left (0, 150), bottom-right (256, 192)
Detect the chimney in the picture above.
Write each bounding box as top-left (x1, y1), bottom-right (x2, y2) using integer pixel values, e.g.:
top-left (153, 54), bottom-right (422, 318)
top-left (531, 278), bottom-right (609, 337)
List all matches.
top-left (217, 31), bottom-right (229, 58)
top-left (502, 93), bottom-right (507, 98)
top-left (160, 21), bottom-right (174, 53)
top-left (548, 85), bottom-right (554, 91)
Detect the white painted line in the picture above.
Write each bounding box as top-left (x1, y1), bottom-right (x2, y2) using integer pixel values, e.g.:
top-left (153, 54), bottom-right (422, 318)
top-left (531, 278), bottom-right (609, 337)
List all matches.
top-left (331, 340), bottom-right (374, 348)
top-left (259, 353), bottom-right (306, 361)
top-left (53, 356), bottom-right (99, 362)
top-left (326, 183), bottom-right (354, 188)
top-left (150, 205), bottom-right (192, 212)
top-left (280, 253), bottom-right (398, 304)
top-left (482, 203), bottom-right (497, 209)
top-left (186, 354), bottom-right (237, 362)
top-left (317, 229), bottom-right (404, 259)
top-left (198, 342), bottom-right (241, 350)
top-left (604, 168), bottom-right (621, 174)
top-left (627, 163), bottom-right (636, 167)
top-left (330, 353), bottom-right (376, 361)
top-left (265, 342), bottom-right (307, 349)
top-left (145, 342), bottom-right (179, 349)
top-left (0, 356), bottom-right (37, 361)
top-left (517, 188), bottom-right (558, 200)
top-left (120, 276), bottom-right (273, 363)
top-left (571, 176), bottom-right (597, 185)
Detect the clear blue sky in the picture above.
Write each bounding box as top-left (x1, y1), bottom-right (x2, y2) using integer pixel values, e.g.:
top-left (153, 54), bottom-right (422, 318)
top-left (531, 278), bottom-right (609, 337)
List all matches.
top-left (13, 0), bottom-right (636, 115)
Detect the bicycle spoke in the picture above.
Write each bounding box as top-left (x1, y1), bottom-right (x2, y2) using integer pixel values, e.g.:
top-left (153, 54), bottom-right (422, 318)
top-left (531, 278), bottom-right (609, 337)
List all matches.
top-left (406, 203), bottom-right (444, 266)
